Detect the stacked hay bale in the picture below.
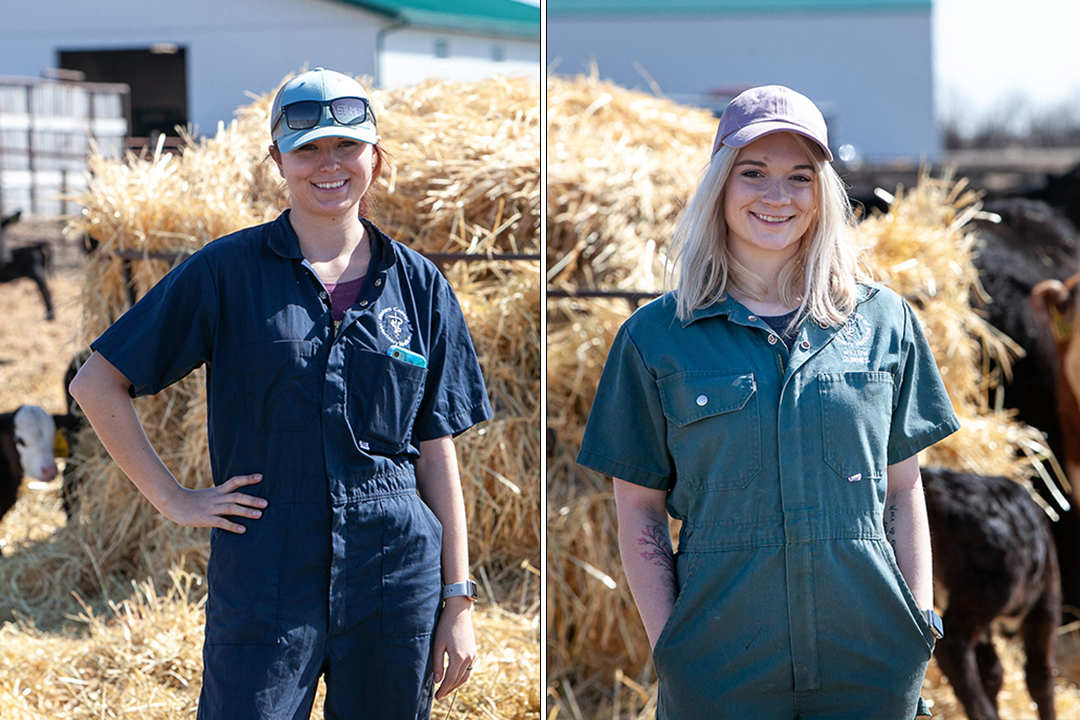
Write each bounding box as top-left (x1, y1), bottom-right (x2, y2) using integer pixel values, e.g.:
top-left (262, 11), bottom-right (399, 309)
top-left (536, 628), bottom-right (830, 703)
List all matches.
top-left (546, 74), bottom-right (1063, 718)
top-left (0, 73), bottom-right (539, 719)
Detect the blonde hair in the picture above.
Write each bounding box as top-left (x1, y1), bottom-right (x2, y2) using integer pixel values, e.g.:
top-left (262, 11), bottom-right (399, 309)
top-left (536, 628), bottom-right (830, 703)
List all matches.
top-left (667, 133), bottom-right (868, 327)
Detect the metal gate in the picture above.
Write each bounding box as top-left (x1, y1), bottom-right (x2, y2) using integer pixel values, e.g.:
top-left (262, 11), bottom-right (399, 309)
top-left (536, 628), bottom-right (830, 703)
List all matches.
top-left (0, 73), bottom-right (129, 218)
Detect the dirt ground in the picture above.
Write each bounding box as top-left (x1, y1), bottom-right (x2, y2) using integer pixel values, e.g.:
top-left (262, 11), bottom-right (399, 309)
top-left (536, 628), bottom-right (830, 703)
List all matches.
top-left (0, 218), bottom-right (87, 415)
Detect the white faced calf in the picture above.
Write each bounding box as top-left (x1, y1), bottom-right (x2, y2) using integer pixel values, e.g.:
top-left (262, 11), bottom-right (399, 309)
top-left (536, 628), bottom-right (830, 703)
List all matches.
top-left (0, 405), bottom-right (59, 523)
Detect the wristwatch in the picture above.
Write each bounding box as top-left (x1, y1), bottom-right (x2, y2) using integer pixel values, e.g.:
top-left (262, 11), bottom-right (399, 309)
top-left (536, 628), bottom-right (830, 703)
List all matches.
top-left (923, 609), bottom-right (944, 640)
top-left (442, 580), bottom-right (479, 603)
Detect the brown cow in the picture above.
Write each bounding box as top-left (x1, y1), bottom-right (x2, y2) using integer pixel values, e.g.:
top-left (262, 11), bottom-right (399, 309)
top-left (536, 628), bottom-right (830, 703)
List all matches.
top-left (1031, 272), bottom-right (1080, 503)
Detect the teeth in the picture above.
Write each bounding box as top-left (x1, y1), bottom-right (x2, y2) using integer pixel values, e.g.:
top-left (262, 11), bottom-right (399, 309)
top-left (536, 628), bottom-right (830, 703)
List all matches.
top-left (754, 213), bottom-right (789, 223)
top-left (315, 180), bottom-right (346, 189)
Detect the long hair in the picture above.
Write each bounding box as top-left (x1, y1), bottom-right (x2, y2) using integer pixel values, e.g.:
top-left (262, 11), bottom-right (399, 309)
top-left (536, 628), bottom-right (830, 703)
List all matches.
top-left (359, 142), bottom-right (389, 220)
top-left (667, 133), bottom-right (867, 327)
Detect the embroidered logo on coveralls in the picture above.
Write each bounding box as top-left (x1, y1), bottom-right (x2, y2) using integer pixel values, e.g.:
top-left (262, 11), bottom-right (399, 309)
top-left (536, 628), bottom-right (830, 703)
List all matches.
top-left (379, 307), bottom-right (413, 345)
top-left (835, 312), bottom-right (871, 364)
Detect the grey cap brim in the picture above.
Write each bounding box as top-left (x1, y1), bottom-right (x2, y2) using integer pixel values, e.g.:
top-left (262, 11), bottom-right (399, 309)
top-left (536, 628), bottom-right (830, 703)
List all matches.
top-left (275, 122), bottom-right (378, 154)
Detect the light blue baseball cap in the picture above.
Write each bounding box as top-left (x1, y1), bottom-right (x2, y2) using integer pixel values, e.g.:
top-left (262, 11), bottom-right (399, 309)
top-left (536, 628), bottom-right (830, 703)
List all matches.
top-left (270, 68), bottom-right (378, 153)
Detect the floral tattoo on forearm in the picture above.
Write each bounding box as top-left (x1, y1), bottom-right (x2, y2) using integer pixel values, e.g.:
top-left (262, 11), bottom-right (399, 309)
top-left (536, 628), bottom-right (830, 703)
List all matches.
top-left (638, 522), bottom-right (676, 588)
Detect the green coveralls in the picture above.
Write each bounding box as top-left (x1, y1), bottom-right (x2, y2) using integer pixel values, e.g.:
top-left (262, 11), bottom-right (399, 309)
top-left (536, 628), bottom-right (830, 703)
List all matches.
top-left (578, 284), bottom-right (960, 720)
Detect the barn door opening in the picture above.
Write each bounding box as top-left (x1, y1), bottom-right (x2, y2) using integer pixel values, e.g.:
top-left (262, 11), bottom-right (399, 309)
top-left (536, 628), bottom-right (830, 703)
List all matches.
top-left (59, 47), bottom-right (187, 141)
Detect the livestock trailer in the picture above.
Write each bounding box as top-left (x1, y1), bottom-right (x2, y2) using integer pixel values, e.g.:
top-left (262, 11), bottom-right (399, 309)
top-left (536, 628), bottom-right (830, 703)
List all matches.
top-left (0, 72), bottom-right (129, 218)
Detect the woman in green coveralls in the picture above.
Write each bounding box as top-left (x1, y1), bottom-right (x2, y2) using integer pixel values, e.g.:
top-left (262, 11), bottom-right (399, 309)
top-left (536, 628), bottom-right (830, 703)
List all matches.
top-left (578, 86), bottom-right (959, 719)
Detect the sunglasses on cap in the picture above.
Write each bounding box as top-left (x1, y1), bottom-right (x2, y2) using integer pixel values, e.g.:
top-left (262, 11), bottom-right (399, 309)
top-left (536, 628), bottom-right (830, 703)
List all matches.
top-left (273, 96), bottom-right (376, 133)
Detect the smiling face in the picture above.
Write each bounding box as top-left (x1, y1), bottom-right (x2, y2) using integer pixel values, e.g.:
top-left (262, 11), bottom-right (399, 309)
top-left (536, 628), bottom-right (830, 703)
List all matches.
top-left (723, 132), bottom-right (817, 269)
top-left (270, 136), bottom-right (376, 223)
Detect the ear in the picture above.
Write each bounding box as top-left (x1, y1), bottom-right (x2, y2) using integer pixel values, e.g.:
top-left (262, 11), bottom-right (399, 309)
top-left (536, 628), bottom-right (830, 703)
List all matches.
top-left (1031, 279), bottom-right (1070, 327)
top-left (268, 144), bottom-right (284, 176)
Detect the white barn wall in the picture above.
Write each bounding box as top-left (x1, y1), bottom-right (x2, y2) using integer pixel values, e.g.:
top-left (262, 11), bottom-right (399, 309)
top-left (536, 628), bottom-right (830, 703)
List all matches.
top-left (381, 29), bottom-right (540, 88)
top-left (0, 0), bottom-right (536, 137)
top-left (547, 10), bottom-right (937, 162)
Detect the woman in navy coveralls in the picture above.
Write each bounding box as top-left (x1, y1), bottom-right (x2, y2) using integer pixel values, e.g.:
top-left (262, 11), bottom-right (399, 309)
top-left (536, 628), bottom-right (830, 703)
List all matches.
top-left (70, 69), bottom-right (492, 719)
top-left (578, 86), bottom-right (958, 719)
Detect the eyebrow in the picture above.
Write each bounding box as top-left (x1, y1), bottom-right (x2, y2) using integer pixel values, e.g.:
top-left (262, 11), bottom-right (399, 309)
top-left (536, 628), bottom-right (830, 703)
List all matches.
top-left (735, 158), bottom-right (816, 172)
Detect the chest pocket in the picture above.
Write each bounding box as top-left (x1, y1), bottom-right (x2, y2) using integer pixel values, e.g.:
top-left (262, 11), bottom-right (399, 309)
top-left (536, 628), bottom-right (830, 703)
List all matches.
top-left (241, 340), bottom-right (320, 433)
top-left (658, 372), bottom-right (760, 491)
top-left (346, 349), bottom-right (428, 455)
top-left (818, 371), bottom-right (894, 480)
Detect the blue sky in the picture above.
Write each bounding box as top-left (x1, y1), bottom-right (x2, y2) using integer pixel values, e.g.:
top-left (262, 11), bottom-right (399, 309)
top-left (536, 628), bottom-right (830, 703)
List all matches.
top-left (934, 0), bottom-right (1080, 131)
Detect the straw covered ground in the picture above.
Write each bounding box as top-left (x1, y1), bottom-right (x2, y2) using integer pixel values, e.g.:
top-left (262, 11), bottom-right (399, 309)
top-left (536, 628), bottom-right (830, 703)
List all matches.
top-left (0, 72), bottom-right (539, 719)
top-left (547, 73), bottom-right (1080, 719)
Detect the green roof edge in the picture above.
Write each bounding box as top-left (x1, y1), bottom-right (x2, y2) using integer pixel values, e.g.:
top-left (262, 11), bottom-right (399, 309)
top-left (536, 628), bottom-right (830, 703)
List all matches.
top-left (331, 0), bottom-right (539, 39)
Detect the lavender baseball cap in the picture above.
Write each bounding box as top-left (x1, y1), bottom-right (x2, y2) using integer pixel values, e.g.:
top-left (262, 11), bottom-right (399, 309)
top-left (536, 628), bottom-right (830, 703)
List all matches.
top-left (711, 85), bottom-right (832, 161)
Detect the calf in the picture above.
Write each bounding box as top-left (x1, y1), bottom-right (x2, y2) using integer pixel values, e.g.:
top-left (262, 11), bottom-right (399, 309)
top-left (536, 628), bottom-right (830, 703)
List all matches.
top-left (0, 405), bottom-right (61, 524)
top-left (58, 352), bottom-right (88, 520)
top-left (923, 467), bottom-right (1059, 720)
top-left (0, 212), bottom-right (55, 321)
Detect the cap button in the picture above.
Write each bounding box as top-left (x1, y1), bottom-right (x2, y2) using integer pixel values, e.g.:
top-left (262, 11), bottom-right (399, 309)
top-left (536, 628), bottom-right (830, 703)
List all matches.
top-left (696, 395), bottom-right (708, 407)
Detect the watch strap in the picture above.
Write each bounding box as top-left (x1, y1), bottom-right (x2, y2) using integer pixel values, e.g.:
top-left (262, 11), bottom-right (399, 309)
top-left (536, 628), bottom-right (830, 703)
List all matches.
top-left (923, 608), bottom-right (944, 639)
top-left (442, 580), bottom-right (478, 602)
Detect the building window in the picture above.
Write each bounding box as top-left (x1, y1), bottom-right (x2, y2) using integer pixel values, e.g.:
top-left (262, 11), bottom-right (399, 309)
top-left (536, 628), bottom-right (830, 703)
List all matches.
top-left (434, 39), bottom-right (449, 59)
top-left (491, 44), bottom-right (505, 62)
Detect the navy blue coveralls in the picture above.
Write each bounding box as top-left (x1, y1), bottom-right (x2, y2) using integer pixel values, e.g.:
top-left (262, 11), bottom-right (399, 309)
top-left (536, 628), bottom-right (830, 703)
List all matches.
top-left (91, 211), bottom-right (492, 720)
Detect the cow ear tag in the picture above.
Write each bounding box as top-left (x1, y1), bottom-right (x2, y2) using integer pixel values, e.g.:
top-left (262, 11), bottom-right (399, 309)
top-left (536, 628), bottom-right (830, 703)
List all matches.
top-left (1049, 305), bottom-right (1072, 344)
top-left (54, 430), bottom-right (70, 459)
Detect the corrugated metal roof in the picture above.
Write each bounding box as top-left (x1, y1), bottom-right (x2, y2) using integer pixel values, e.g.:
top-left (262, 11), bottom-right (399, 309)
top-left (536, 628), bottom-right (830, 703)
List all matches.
top-left (331, 0), bottom-right (540, 38)
top-left (547, 0), bottom-right (929, 14)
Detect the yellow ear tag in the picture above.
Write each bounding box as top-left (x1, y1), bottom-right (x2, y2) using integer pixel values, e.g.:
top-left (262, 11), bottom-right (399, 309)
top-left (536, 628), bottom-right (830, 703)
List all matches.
top-left (1049, 305), bottom-right (1073, 344)
top-left (54, 430), bottom-right (70, 459)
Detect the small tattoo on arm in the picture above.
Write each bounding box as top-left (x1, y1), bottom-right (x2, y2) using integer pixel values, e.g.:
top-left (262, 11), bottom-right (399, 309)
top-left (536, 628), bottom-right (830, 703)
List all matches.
top-left (885, 503), bottom-right (898, 552)
top-left (638, 523), bottom-right (676, 583)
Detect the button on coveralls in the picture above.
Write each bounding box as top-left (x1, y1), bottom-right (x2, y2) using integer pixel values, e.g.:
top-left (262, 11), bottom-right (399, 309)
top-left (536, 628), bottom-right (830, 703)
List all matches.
top-left (92, 212), bottom-right (492, 719)
top-left (578, 285), bottom-right (959, 720)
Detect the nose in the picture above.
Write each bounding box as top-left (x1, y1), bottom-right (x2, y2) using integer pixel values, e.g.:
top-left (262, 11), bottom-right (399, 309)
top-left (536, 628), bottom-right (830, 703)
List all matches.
top-left (762, 179), bottom-right (790, 205)
top-left (38, 461), bottom-right (58, 483)
top-left (316, 146), bottom-right (339, 170)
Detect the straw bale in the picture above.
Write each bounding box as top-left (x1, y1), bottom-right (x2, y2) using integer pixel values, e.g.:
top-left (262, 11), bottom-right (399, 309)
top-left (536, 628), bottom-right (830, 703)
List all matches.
top-left (545, 76), bottom-right (1071, 718)
top-left (0, 567), bottom-right (538, 720)
top-left (546, 74), bottom-right (714, 291)
top-left (446, 261), bottom-right (541, 603)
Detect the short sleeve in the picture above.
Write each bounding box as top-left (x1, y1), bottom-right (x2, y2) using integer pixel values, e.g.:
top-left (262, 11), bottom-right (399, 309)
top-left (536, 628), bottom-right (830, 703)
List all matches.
top-left (411, 276), bottom-right (492, 441)
top-left (887, 299), bottom-right (961, 464)
top-left (577, 324), bottom-right (674, 490)
top-left (90, 252), bottom-right (218, 397)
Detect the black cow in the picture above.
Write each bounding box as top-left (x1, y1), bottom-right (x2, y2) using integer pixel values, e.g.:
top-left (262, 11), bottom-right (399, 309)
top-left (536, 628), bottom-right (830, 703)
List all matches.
top-left (0, 211), bottom-right (55, 321)
top-left (970, 197), bottom-right (1080, 611)
top-left (58, 351), bottom-right (89, 520)
top-left (924, 467), bottom-right (1059, 720)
